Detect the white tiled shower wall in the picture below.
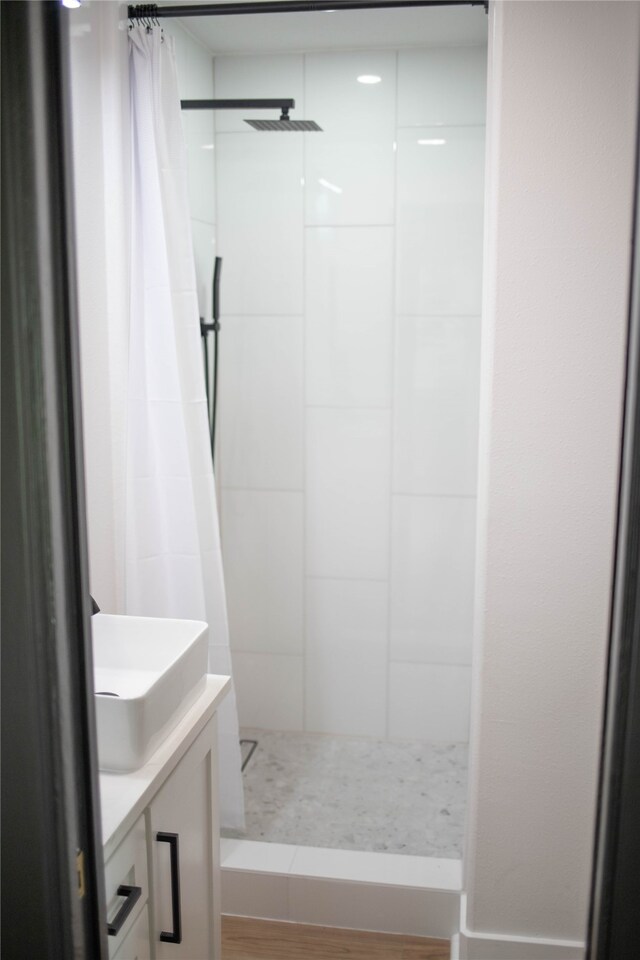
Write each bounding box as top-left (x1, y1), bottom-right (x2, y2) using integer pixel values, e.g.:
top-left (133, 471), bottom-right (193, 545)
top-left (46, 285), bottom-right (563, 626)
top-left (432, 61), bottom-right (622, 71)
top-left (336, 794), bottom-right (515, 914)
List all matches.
top-left (212, 46), bottom-right (486, 742)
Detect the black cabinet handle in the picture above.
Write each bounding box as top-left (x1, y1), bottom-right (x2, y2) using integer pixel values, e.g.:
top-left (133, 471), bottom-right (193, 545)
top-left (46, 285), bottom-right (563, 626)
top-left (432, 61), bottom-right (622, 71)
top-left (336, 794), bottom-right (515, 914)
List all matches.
top-left (107, 884), bottom-right (142, 937)
top-left (157, 832), bottom-right (182, 944)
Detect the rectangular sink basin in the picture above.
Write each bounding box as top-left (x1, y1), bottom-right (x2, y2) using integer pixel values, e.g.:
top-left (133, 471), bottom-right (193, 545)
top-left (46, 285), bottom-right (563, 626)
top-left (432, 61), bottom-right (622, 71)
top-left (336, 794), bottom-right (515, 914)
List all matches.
top-left (92, 614), bottom-right (208, 773)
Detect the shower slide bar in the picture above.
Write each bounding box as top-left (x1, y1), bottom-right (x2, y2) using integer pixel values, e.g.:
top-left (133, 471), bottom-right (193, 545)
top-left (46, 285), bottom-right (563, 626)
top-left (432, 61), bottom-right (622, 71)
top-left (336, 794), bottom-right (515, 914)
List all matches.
top-left (129, 0), bottom-right (488, 21)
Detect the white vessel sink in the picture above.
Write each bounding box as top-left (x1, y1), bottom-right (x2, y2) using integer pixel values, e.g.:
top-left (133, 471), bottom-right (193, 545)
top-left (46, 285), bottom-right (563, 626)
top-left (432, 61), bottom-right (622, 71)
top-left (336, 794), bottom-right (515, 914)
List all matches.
top-left (92, 614), bottom-right (208, 773)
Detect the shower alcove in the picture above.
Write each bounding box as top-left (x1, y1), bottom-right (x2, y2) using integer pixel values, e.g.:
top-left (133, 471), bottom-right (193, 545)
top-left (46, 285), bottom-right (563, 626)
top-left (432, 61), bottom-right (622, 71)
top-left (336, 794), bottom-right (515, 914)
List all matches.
top-left (168, 2), bottom-right (486, 938)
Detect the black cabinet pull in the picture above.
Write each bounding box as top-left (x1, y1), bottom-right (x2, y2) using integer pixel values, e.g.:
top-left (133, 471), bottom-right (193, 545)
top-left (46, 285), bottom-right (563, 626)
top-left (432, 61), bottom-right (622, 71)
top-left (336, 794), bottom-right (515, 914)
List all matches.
top-left (157, 832), bottom-right (182, 944)
top-left (107, 884), bottom-right (142, 937)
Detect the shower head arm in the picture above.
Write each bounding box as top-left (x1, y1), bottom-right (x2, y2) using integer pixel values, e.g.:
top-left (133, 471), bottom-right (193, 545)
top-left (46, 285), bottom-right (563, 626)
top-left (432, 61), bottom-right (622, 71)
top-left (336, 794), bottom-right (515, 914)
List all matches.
top-left (180, 98), bottom-right (295, 112)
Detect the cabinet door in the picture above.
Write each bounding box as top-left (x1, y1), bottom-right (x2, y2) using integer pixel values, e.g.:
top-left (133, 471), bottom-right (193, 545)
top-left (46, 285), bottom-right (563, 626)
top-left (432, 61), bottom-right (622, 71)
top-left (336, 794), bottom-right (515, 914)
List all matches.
top-left (112, 906), bottom-right (151, 960)
top-left (148, 717), bottom-right (220, 960)
top-left (104, 817), bottom-right (148, 959)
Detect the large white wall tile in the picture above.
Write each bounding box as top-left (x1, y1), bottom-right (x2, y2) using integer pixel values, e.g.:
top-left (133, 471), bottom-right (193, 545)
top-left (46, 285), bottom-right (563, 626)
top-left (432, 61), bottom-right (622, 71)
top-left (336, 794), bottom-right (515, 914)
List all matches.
top-left (398, 47), bottom-right (487, 127)
top-left (191, 220), bottom-right (217, 321)
top-left (305, 51), bottom-right (397, 133)
top-left (390, 495), bottom-right (476, 665)
top-left (389, 662), bottom-right (471, 742)
top-left (232, 651), bottom-right (304, 730)
top-left (219, 316), bottom-right (303, 490)
top-left (306, 409), bottom-right (391, 580)
top-left (188, 37), bottom-right (216, 98)
top-left (305, 578), bottom-right (388, 736)
top-left (221, 491), bottom-right (304, 655)
top-left (305, 51), bottom-right (396, 225)
top-left (305, 227), bottom-right (394, 408)
top-left (183, 111), bottom-right (216, 225)
top-left (169, 23), bottom-right (214, 101)
top-left (170, 23), bottom-right (216, 225)
top-left (305, 138), bottom-right (396, 227)
top-left (393, 316), bottom-right (480, 496)
top-left (396, 126), bottom-right (485, 315)
top-left (214, 55), bottom-right (304, 133)
top-left (216, 133), bottom-right (303, 315)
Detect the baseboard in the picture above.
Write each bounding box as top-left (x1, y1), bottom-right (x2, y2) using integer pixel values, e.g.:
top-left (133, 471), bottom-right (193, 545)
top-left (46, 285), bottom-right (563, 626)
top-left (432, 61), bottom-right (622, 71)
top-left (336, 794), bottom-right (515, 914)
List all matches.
top-left (458, 894), bottom-right (585, 959)
top-left (220, 838), bottom-right (461, 939)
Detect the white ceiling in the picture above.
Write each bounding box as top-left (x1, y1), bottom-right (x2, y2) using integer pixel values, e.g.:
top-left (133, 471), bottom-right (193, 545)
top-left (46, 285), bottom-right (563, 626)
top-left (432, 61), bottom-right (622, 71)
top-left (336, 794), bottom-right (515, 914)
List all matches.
top-left (173, 2), bottom-right (488, 55)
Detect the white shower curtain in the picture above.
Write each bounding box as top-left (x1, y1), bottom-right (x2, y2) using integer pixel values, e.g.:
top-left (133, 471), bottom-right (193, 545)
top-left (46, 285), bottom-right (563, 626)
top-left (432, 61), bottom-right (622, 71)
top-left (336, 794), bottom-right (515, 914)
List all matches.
top-left (126, 25), bottom-right (244, 831)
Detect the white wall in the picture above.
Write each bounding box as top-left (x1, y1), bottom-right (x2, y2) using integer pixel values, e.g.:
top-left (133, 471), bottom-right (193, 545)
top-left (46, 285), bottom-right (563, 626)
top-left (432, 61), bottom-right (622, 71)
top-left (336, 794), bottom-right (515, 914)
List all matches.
top-left (214, 46), bottom-right (487, 739)
top-left (69, 6), bottom-right (216, 611)
top-left (461, 3), bottom-right (640, 957)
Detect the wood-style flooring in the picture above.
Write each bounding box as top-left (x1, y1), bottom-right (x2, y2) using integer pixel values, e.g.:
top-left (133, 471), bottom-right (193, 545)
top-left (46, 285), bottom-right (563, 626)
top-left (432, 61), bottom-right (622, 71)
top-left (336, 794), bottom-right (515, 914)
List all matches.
top-left (221, 916), bottom-right (450, 960)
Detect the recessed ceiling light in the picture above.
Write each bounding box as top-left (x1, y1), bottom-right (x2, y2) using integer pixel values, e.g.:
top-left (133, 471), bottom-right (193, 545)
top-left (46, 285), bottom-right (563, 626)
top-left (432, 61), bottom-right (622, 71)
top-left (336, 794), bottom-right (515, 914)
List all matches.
top-left (62, 0), bottom-right (82, 7)
top-left (357, 75), bottom-right (382, 85)
top-left (417, 138), bottom-right (447, 146)
top-left (201, 144), bottom-right (215, 151)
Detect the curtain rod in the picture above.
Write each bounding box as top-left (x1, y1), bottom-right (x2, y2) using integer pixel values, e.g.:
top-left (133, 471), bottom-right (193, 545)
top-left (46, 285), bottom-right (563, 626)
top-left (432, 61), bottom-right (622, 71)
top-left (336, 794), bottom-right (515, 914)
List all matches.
top-left (128, 1), bottom-right (488, 20)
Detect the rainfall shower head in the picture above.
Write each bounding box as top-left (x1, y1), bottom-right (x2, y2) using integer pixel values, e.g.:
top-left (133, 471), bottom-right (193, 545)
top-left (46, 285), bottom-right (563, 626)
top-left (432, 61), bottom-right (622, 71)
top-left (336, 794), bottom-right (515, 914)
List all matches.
top-left (181, 97), bottom-right (322, 131)
top-left (245, 117), bottom-right (322, 132)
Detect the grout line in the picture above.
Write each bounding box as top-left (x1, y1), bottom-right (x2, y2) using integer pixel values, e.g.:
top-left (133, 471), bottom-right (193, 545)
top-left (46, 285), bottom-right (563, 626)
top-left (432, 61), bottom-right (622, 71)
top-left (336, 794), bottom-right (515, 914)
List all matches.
top-left (220, 486), bottom-right (304, 495)
top-left (392, 492), bottom-right (477, 500)
top-left (301, 49), bottom-right (308, 736)
top-left (396, 314), bottom-right (481, 321)
top-left (303, 223), bottom-right (395, 229)
top-left (220, 311), bottom-right (480, 319)
top-left (190, 217), bottom-right (216, 229)
top-left (234, 651), bottom-right (304, 660)
top-left (304, 403), bottom-right (391, 411)
top-left (212, 58), bottom-right (224, 498)
top-left (385, 49), bottom-right (400, 741)
top-left (220, 313), bottom-right (303, 319)
top-left (306, 574), bottom-right (388, 584)
top-left (396, 123), bottom-right (486, 131)
top-left (206, 42), bottom-right (487, 59)
top-left (389, 659), bottom-right (473, 669)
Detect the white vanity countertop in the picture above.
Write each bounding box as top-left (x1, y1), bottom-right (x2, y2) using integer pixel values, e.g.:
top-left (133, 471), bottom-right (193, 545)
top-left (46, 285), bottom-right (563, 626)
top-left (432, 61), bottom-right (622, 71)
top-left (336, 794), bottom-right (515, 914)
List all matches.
top-left (99, 674), bottom-right (230, 860)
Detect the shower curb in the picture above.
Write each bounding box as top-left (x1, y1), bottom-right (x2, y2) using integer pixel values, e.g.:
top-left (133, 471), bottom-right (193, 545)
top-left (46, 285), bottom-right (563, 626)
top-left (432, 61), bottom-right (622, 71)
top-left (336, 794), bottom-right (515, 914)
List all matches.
top-left (220, 838), bottom-right (461, 940)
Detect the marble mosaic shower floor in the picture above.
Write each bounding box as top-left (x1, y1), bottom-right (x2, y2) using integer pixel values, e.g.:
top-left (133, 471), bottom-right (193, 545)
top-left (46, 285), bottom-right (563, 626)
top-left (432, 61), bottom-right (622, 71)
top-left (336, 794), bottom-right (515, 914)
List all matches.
top-left (225, 729), bottom-right (468, 859)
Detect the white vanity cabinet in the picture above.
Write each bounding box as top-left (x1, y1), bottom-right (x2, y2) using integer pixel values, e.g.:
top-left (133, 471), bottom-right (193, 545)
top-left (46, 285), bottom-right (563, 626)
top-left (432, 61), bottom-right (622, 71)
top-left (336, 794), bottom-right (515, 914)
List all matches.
top-left (149, 719), bottom-right (220, 959)
top-left (101, 677), bottom-right (229, 960)
top-left (104, 814), bottom-right (149, 959)
top-left (112, 907), bottom-right (151, 960)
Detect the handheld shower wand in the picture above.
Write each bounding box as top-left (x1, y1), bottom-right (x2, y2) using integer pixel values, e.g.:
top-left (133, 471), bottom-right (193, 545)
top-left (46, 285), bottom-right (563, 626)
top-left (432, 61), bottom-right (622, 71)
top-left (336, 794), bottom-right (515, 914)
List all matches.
top-left (200, 256), bottom-right (222, 467)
